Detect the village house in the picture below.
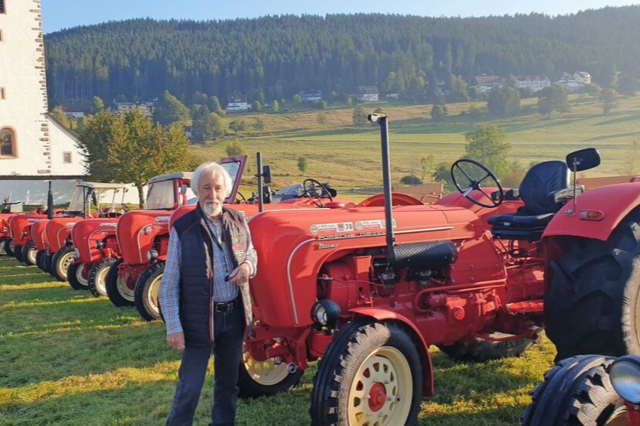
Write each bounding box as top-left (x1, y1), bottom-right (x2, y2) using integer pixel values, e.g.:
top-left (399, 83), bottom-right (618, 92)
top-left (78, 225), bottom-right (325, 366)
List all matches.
top-left (473, 75), bottom-right (505, 93)
top-left (554, 71), bottom-right (592, 92)
top-left (0, 0), bottom-right (89, 203)
top-left (357, 86), bottom-right (379, 102)
top-left (299, 90), bottom-right (323, 102)
top-left (226, 95), bottom-right (250, 113)
top-left (114, 101), bottom-right (155, 118)
top-left (515, 75), bottom-right (551, 92)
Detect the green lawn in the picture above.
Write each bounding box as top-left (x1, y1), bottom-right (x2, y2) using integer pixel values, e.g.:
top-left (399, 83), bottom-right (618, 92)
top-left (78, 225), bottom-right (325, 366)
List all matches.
top-left (200, 96), bottom-right (640, 192)
top-left (0, 256), bottom-right (557, 425)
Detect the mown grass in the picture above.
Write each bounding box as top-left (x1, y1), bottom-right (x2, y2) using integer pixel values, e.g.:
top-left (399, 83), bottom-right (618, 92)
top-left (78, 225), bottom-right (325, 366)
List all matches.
top-left (200, 95), bottom-right (640, 192)
top-left (0, 255), bottom-right (557, 425)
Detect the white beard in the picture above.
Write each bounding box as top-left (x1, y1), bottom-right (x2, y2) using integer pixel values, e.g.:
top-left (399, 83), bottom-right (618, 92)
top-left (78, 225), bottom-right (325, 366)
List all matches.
top-left (203, 201), bottom-right (222, 217)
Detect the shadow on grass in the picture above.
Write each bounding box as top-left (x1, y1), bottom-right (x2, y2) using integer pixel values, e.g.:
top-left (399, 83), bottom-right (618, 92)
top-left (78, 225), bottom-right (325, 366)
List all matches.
top-left (595, 113), bottom-right (640, 126)
top-left (586, 131), bottom-right (640, 142)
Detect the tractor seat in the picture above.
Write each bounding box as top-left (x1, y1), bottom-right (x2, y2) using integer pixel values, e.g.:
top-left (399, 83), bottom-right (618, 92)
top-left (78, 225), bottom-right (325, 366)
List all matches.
top-left (489, 161), bottom-right (569, 241)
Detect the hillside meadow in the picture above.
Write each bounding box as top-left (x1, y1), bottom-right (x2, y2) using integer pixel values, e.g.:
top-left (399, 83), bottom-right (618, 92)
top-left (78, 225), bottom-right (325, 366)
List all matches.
top-left (0, 256), bottom-right (556, 425)
top-left (193, 95), bottom-right (640, 193)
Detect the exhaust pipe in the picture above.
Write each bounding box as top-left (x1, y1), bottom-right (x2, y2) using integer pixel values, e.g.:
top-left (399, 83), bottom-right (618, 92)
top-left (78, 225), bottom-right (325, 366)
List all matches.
top-left (369, 114), bottom-right (396, 265)
top-left (256, 152), bottom-right (264, 213)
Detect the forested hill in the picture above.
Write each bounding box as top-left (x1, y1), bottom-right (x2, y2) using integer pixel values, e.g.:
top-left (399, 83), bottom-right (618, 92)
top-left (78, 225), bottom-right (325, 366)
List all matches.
top-left (45, 8), bottom-right (640, 105)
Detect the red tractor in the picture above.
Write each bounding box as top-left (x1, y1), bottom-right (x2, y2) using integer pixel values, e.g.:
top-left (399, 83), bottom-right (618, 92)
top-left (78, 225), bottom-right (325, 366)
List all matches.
top-left (234, 114), bottom-right (640, 425)
top-left (44, 182), bottom-right (131, 287)
top-left (72, 171), bottom-right (195, 298)
top-left (0, 199), bottom-right (25, 256)
top-left (108, 156), bottom-right (249, 313)
top-left (523, 354), bottom-right (640, 426)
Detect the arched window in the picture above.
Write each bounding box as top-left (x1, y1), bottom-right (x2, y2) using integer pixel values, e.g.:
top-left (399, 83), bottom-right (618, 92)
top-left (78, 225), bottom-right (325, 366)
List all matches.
top-left (0, 128), bottom-right (17, 158)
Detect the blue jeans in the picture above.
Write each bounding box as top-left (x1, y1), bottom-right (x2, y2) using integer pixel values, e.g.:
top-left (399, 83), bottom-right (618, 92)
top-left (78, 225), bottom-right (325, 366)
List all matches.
top-left (166, 305), bottom-right (245, 426)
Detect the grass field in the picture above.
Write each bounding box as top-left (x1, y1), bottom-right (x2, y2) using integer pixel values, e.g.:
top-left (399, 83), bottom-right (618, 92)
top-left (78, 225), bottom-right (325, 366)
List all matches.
top-left (0, 255), bottom-right (557, 425)
top-left (196, 95), bottom-right (640, 193)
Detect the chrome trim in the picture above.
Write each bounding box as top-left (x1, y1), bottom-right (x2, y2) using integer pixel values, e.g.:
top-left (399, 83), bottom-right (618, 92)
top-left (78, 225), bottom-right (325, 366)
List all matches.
top-left (286, 238), bottom-right (316, 325)
top-left (136, 228), bottom-right (145, 264)
top-left (248, 208), bottom-right (325, 222)
top-left (395, 226), bottom-right (454, 235)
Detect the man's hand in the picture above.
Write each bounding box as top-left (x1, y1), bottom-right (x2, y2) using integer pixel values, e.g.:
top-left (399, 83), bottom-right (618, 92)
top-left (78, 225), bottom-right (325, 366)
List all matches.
top-left (167, 331), bottom-right (185, 351)
top-left (228, 262), bottom-right (251, 287)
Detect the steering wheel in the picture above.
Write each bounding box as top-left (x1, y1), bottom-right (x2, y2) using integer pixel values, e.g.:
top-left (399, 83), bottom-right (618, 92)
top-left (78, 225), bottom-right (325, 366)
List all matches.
top-left (450, 159), bottom-right (504, 208)
top-left (302, 179), bottom-right (333, 202)
top-left (235, 191), bottom-right (247, 204)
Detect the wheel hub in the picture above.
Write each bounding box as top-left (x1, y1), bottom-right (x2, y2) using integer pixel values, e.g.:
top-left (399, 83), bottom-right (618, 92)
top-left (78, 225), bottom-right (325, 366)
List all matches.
top-left (368, 382), bottom-right (387, 412)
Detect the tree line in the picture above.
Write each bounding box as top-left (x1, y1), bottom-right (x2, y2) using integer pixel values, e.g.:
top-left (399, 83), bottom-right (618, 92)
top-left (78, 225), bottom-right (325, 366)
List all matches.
top-left (45, 8), bottom-right (640, 106)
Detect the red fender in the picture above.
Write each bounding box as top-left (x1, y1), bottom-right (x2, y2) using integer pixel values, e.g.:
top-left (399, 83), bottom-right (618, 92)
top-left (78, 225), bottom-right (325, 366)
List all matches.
top-left (543, 183), bottom-right (640, 242)
top-left (348, 307), bottom-right (434, 397)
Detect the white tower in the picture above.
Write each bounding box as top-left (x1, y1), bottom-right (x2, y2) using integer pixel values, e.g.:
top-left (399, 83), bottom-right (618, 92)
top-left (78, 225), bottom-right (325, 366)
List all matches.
top-left (0, 0), bottom-right (88, 203)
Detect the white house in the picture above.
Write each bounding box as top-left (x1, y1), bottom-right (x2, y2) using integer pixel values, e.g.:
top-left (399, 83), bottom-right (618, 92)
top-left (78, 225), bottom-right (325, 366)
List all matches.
top-left (574, 71), bottom-right (591, 85)
top-left (473, 75), bottom-right (505, 93)
top-left (555, 71), bottom-right (591, 92)
top-left (226, 95), bottom-right (250, 113)
top-left (115, 101), bottom-right (155, 117)
top-left (515, 75), bottom-right (551, 92)
top-left (299, 90), bottom-right (323, 102)
top-left (357, 86), bottom-right (379, 102)
top-left (0, 0), bottom-right (88, 203)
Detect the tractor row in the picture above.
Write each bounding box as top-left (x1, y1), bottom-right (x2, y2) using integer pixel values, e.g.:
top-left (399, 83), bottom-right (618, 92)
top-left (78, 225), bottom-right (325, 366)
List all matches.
top-left (5, 114), bottom-right (640, 425)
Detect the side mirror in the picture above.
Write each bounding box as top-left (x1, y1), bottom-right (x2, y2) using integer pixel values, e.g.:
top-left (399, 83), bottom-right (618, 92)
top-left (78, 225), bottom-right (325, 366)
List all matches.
top-left (566, 148), bottom-right (601, 172)
top-left (262, 165), bottom-right (272, 184)
top-left (181, 184), bottom-right (188, 195)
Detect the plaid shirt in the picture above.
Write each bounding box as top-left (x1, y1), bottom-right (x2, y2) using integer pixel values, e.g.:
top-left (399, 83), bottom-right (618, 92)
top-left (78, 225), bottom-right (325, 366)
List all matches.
top-left (159, 215), bottom-right (257, 336)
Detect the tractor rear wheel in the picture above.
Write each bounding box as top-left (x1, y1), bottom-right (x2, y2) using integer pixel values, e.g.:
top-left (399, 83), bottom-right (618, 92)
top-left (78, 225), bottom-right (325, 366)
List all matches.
top-left (238, 344), bottom-right (304, 399)
top-left (51, 246), bottom-right (76, 282)
top-left (68, 262), bottom-right (90, 290)
top-left (521, 355), bottom-right (624, 426)
top-left (4, 238), bottom-right (15, 257)
top-left (42, 251), bottom-right (53, 274)
top-left (437, 333), bottom-right (536, 362)
top-left (310, 320), bottom-right (422, 426)
top-left (14, 244), bottom-right (23, 263)
top-left (22, 241), bottom-right (37, 266)
top-left (106, 258), bottom-right (135, 307)
top-left (88, 258), bottom-right (117, 297)
top-left (546, 219), bottom-right (640, 361)
top-left (134, 262), bottom-right (165, 321)
top-left (35, 250), bottom-right (45, 271)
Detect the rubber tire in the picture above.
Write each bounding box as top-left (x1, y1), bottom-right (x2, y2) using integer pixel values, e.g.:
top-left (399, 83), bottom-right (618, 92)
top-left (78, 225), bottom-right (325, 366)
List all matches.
top-left (42, 251), bottom-right (53, 274)
top-left (22, 241), bottom-right (37, 266)
top-left (437, 333), bottom-right (536, 362)
top-left (237, 347), bottom-right (305, 399)
top-left (36, 250), bottom-right (45, 271)
top-left (522, 355), bottom-right (625, 426)
top-left (546, 219), bottom-right (640, 361)
top-left (51, 246), bottom-right (76, 282)
top-left (88, 258), bottom-right (117, 297)
top-left (310, 319), bottom-right (423, 426)
top-left (0, 237), bottom-right (8, 256)
top-left (106, 258), bottom-right (135, 307)
top-left (14, 244), bottom-right (23, 263)
top-left (5, 238), bottom-right (14, 257)
top-left (68, 262), bottom-right (90, 290)
top-left (134, 262), bottom-right (165, 321)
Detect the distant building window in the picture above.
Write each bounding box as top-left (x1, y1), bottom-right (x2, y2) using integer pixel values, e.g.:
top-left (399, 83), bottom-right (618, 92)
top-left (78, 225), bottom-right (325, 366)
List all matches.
top-left (0, 128), bottom-right (17, 158)
top-left (0, 0), bottom-right (5, 14)
top-left (63, 152), bottom-right (72, 164)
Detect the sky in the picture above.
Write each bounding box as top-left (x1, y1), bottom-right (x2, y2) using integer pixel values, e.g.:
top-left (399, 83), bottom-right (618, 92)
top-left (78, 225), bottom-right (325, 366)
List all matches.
top-left (42, 0), bottom-right (640, 33)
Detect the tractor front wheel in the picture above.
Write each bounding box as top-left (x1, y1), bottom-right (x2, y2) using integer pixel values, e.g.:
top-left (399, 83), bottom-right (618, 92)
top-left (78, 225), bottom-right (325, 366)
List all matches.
top-left (0, 237), bottom-right (9, 256)
top-left (88, 258), bottom-right (117, 297)
top-left (522, 355), bottom-right (624, 426)
top-left (22, 241), bottom-right (37, 266)
top-left (310, 320), bottom-right (422, 426)
top-left (68, 262), bottom-right (90, 290)
top-left (14, 244), bottom-right (23, 263)
top-left (546, 219), bottom-right (640, 361)
top-left (238, 345), bottom-right (304, 399)
top-left (35, 250), bottom-right (46, 271)
top-left (106, 258), bottom-right (135, 307)
top-left (4, 238), bottom-right (15, 257)
top-left (134, 262), bottom-right (165, 321)
top-left (51, 246), bottom-right (76, 282)
top-left (437, 333), bottom-right (536, 363)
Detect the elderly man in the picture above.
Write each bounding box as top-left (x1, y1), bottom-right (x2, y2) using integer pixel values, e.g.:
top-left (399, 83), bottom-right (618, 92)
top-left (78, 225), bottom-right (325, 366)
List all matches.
top-left (159, 161), bottom-right (257, 426)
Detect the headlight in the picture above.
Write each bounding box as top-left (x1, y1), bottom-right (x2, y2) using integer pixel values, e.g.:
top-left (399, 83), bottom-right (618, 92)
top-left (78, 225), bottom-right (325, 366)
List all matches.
top-left (147, 250), bottom-right (159, 261)
top-left (2, 227), bottom-right (7, 232)
top-left (143, 226), bottom-right (152, 235)
top-left (22, 231), bottom-right (28, 237)
top-left (310, 299), bottom-right (341, 328)
top-left (610, 356), bottom-right (640, 404)
top-left (95, 241), bottom-right (104, 249)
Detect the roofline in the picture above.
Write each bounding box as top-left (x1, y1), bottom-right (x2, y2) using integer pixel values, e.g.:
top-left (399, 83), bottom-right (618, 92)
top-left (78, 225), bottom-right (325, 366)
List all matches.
top-left (0, 175), bottom-right (85, 180)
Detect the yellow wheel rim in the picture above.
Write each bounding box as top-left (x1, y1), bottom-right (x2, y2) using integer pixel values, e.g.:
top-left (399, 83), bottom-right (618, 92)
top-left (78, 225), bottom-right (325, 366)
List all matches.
top-left (76, 263), bottom-right (89, 286)
top-left (60, 252), bottom-right (75, 280)
top-left (96, 266), bottom-right (109, 295)
top-left (117, 273), bottom-right (135, 301)
top-left (348, 346), bottom-right (413, 426)
top-left (145, 274), bottom-right (163, 316)
top-left (243, 350), bottom-right (290, 386)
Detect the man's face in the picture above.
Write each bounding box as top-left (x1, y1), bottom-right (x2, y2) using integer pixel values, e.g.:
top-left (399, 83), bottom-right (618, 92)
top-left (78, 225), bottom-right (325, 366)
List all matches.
top-left (198, 170), bottom-right (226, 218)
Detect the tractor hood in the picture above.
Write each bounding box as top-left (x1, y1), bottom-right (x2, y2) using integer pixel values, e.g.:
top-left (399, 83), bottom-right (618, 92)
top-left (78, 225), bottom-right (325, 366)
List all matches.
top-left (45, 217), bottom-right (82, 253)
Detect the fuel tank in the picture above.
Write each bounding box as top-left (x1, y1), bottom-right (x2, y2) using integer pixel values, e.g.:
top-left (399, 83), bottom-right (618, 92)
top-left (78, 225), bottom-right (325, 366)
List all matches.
top-left (73, 218), bottom-right (119, 263)
top-left (249, 204), bottom-right (498, 328)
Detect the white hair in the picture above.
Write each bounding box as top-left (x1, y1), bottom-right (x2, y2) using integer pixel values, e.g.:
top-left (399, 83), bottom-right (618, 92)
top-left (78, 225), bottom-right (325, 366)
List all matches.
top-left (191, 162), bottom-right (233, 198)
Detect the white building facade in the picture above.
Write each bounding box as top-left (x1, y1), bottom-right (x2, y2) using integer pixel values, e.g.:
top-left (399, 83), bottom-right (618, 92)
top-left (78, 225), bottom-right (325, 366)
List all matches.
top-left (0, 0), bottom-right (88, 202)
